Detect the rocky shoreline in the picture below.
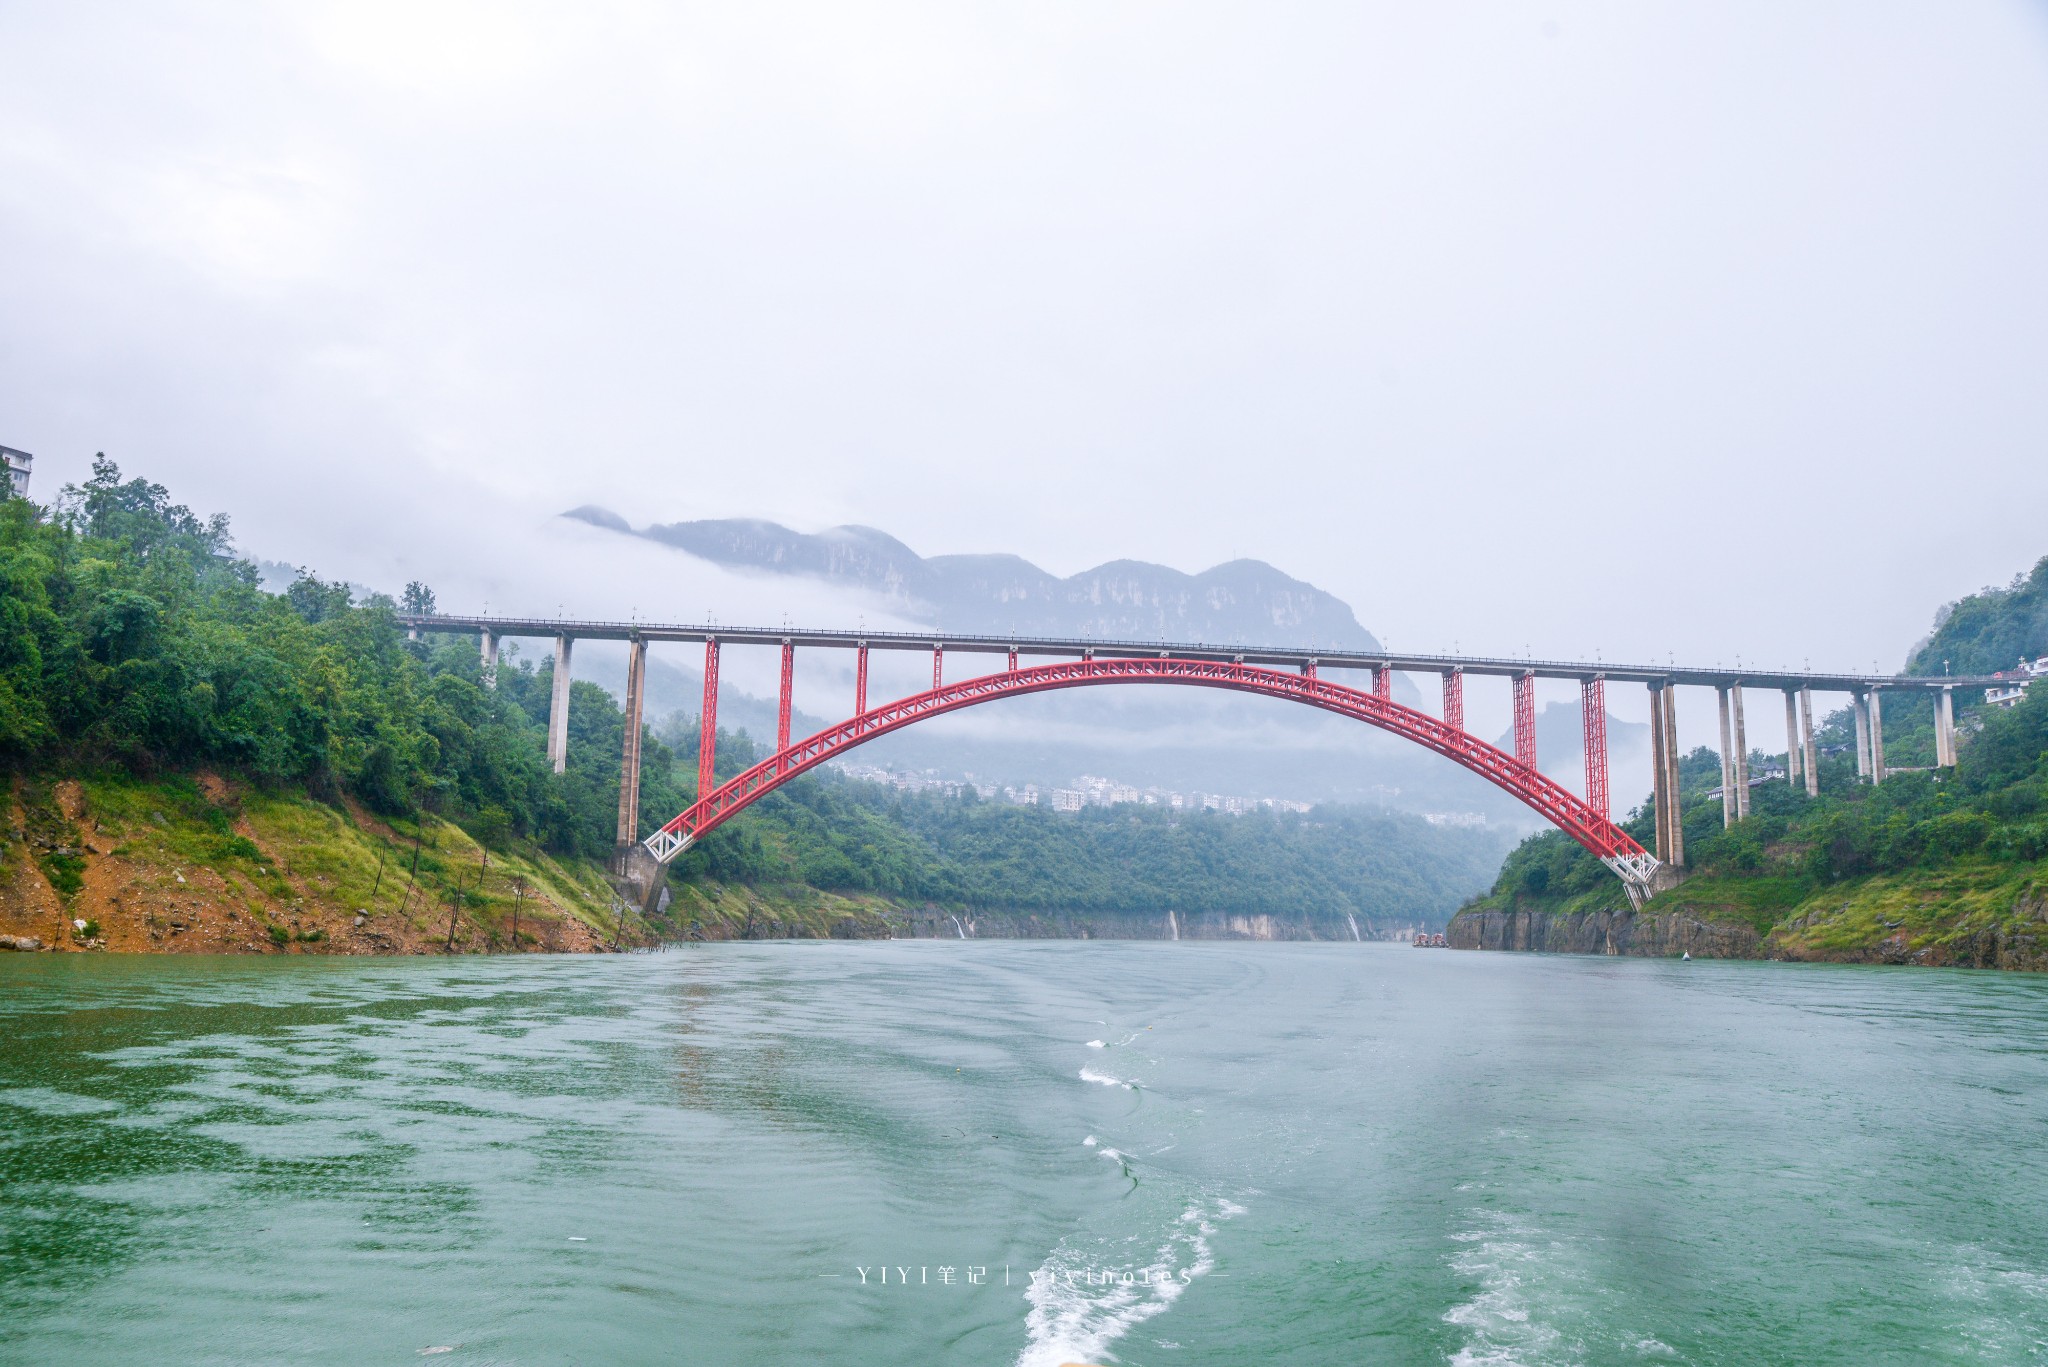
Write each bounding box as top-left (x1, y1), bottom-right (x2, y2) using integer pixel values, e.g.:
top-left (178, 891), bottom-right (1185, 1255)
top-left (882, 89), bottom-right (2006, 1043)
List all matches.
top-left (1447, 902), bottom-right (2048, 971)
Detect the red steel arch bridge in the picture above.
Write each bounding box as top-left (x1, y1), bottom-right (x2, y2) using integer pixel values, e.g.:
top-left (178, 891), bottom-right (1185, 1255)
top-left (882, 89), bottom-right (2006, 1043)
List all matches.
top-left (399, 615), bottom-right (1997, 910)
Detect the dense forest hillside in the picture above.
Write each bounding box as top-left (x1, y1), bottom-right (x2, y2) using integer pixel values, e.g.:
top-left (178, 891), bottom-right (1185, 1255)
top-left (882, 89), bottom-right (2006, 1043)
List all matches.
top-left (1452, 558), bottom-right (2048, 968)
top-left (2, 461), bottom-right (1505, 953)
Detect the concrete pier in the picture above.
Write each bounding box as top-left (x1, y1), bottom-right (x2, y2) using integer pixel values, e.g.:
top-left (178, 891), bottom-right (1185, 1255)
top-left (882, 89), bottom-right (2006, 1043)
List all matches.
top-left (1783, 690), bottom-right (1800, 787)
top-left (614, 637), bottom-right (648, 857)
top-left (480, 630), bottom-right (499, 689)
top-left (547, 634), bottom-right (574, 774)
top-left (1731, 683), bottom-right (1750, 820)
top-left (1717, 686), bottom-right (1736, 827)
top-left (1936, 688), bottom-right (1957, 767)
top-left (1663, 685), bottom-right (1684, 867)
top-left (1799, 687), bottom-right (1818, 797)
top-left (1869, 689), bottom-right (1886, 783)
top-left (1853, 692), bottom-right (1872, 780)
top-left (1649, 684), bottom-right (1672, 862)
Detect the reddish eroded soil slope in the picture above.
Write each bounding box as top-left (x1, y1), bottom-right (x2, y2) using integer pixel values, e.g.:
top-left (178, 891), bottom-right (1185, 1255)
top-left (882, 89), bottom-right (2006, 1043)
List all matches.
top-left (2, 774), bottom-right (643, 956)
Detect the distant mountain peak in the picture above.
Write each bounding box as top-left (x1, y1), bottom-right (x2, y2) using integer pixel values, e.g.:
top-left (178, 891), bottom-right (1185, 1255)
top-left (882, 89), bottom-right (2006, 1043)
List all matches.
top-left (562, 506), bottom-right (1383, 652)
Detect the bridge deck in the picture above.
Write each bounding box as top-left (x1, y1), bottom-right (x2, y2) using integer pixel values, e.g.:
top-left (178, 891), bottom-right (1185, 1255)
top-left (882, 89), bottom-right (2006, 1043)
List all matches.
top-left (396, 614), bottom-right (1992, 694)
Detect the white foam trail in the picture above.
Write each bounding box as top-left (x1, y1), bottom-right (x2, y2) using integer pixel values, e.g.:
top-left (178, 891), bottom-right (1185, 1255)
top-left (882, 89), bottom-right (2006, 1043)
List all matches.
top-left (1443, 1213), bottom-right (1565, 1366)
top-left (1941, 1247), bottom-right (2048, 1363)
top-left (1013, 1200), bottom-right (1236, 1367)
top-left (1079, 1068), bottom-right (1132, 1089)
top-left (1347, 912), bottom-right (1362, 942)
top-left (1085, 1040), bottom-right (1106, 1049)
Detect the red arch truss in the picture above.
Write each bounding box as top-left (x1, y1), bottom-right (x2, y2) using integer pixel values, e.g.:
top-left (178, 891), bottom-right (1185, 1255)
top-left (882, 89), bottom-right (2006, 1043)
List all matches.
top-left (644, 657), bottom-right (1661, 903)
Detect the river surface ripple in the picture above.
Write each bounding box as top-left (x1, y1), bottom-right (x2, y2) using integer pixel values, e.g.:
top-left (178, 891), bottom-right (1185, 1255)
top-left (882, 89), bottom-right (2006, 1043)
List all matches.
top-left (4, 943), bottom-right (2048, 1365)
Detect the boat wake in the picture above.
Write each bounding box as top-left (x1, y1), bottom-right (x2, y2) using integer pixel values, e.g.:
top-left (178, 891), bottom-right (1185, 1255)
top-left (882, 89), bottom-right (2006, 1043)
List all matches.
top-left (1443, 1209), bottom-right (1673, 1365)
top-left (1014, 1195), bottom-right (1240, 1367)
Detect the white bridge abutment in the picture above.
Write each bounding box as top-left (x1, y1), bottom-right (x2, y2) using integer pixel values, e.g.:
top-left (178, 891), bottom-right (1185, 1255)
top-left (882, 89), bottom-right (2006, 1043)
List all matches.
top-left (1869, 689), bottom-right (1887, 783)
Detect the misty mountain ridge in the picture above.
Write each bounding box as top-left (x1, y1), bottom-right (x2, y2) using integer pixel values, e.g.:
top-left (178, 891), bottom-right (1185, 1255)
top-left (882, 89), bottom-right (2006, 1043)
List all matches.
top-left (556, 507), bottom-right (1653, 826)
top-left (564, 507), bottom-right (1382, 652)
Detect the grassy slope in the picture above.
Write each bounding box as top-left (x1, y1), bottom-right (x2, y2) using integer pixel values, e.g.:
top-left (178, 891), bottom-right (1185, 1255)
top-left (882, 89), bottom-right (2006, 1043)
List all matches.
top-left (1763, 861), bottom-right (2046, 961)
top-left (1458, 859), bottom-right (2048, 964)
top-left (3, 772), bottom-right (646, 954)
top-left (0, 770), bottom-right (941, 952)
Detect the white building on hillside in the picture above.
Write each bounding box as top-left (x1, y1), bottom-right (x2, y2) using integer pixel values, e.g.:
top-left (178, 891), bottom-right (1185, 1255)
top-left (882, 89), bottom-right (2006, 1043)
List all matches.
top-left (1, 446), bottom-right (30, 499)
top-left (1986, 656), bottom-right (2048, 709)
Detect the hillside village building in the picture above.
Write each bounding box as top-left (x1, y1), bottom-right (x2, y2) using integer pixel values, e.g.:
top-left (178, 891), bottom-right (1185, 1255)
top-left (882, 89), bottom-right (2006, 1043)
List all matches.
top-left (1985, 656), bottom-right (2048, 709)
top-left (1, 445), bottom-right (30, 499)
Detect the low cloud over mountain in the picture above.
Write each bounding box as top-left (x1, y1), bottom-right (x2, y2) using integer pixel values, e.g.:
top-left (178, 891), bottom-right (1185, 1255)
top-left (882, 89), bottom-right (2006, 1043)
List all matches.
top-left (565, 508), bottom-right (1383, 653)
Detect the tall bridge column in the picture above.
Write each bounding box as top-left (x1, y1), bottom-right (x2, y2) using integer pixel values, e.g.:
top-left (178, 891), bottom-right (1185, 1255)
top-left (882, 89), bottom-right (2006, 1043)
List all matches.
top-left (932, 645), bottom-right (943, 690)
top-left (1441, 669), bottom-right (1464, 731)
top-left (1374, 665), bottom-right (1392, 701)
top-left (1936, 687), bottom-right (1957, 767)
top-left (547, 634), bottom-right (574, 774)
top-left (1717, 686), bottom-right (1736, 827)
top-left (1649, 684), bottom-right (1672, 862)
top-left (1663, 685), bottom-right (1685, 867)
top-left (1869, 689), bottom-right (1887, 783)
top-left (614, 637), bottom-right (647, 852)
top-left (697, 638), bottom-right (720, 798)
top-left (1800, 687), bottom-right (1819, 796)
top-left (855, 642), bottom-right (869, 715)
top-left (777, 640), bottom-right (795, 755)
top-left (1782, 690), bottom-right (1800, 788)
top-left (1731, 683), bottom-right (1751, 819)
top-left (1853, 691), bottom-right (1872, 780)
top-left (1581, 676), bottom-right (1609, 820)
top-left (480, 630), bottom-right (499, 690)
top-left (1512, 672), bottom-right (1536, 769)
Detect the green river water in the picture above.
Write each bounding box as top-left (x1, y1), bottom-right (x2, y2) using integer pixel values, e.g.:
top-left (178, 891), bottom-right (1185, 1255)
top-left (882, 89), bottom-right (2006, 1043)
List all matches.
top-left (2, 942), bottom-right (2046, 1365)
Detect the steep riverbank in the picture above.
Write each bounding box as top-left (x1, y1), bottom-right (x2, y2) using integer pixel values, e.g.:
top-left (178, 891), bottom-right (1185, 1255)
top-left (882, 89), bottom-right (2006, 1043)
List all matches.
top-left (657, 880), bottom-right (1412, 942)
top-left (2, 775), bottom-right (1427, 954)
top-left (2, 774), bottom-right (647, 954)
top-left (1447, 861), bottom-right (2048, 970)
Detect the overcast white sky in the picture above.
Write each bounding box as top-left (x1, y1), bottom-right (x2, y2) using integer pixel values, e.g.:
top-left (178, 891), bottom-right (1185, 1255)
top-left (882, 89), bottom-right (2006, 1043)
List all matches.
top-left (5, 1), bottom-right (2047, 708)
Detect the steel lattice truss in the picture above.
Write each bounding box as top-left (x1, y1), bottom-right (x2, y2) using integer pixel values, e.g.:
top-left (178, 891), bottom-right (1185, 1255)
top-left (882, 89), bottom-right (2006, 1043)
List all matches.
top-left (645, 657), bottom-right (1661, 906)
